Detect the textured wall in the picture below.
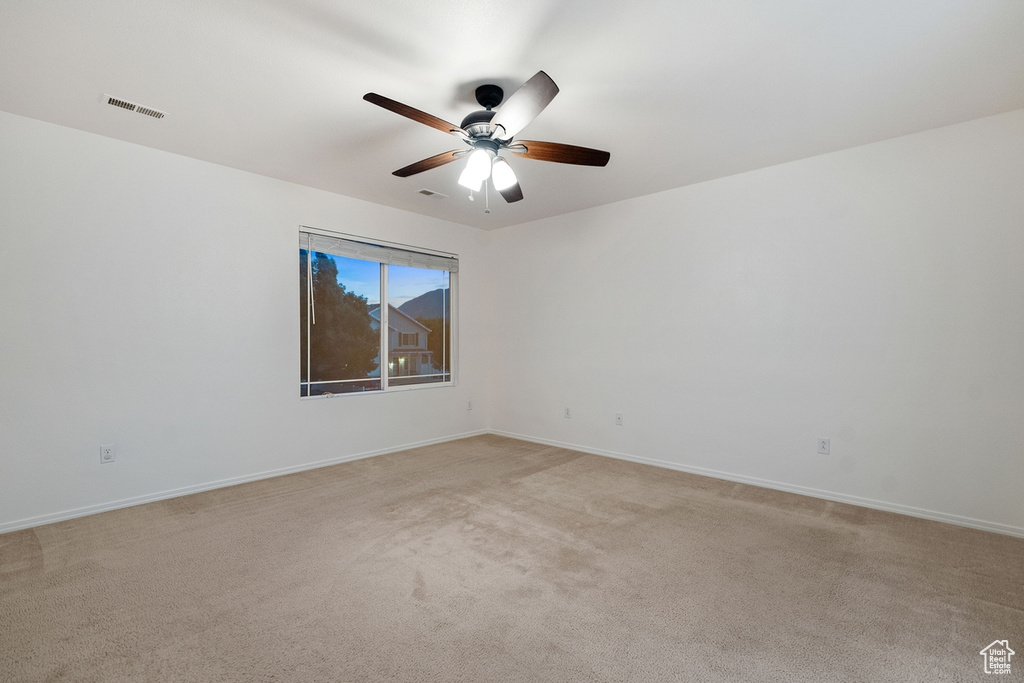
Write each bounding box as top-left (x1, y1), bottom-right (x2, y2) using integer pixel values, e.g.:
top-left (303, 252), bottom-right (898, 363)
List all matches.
top-left (485, 109), bottom-right (1024, 534)
top-left (0, 111), bottom-right (490, 530)
top-left (3, 107), bottom-right (1023, 535)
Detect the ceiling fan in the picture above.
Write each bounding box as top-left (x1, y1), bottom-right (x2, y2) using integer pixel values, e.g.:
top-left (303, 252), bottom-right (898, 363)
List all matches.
top-left (363, 71), bottom-right (610, 204)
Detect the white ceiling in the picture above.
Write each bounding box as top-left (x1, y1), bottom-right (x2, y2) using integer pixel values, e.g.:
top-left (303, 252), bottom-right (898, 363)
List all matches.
top-left (2, 0), bottom-right (1023, 230)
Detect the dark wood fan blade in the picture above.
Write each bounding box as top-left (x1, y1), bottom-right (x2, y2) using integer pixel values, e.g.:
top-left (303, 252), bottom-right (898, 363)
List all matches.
top-left (511, 141), bottom-right (610, 166)
top-left (498, 181), bottom-right (524, 203)
top-left (393, 150), bottom-right (464, 177)
top-left (364, 93), bottom-right (466, 137)
top-left (489, 71), bottom-right (559, 139)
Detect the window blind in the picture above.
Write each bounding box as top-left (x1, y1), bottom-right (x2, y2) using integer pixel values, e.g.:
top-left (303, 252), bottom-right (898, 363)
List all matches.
top-left (300, 231), bottom-right (458, 273)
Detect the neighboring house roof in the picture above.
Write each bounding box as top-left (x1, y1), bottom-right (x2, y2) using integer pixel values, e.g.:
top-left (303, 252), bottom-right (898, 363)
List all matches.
top-left (368, 305), bottom-right (431, 332)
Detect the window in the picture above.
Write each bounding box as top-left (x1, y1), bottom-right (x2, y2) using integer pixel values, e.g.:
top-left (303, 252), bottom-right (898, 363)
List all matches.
top-left (300, 229), bottom-right (456, 397)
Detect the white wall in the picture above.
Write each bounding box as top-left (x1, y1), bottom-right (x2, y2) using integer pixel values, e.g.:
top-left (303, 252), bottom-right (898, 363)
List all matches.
top-left (3, 108), bottom-right (1023, 536)
top-left (486, 109), bottom-right (1024, 535)
top-left (0, 111), bottom-right (490, 531)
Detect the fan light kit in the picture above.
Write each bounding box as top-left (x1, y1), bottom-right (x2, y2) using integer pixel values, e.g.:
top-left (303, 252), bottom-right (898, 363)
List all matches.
top-left (363, 71), bottom-right (610, 208)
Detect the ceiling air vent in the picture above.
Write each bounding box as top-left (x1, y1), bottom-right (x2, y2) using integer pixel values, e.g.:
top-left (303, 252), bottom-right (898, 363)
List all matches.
top-left (104, 95), bottom-right (167, 119)
top-left (417, 189), bottom-right (448, 199)
top-left (135, 106), bottom-right (165, 119)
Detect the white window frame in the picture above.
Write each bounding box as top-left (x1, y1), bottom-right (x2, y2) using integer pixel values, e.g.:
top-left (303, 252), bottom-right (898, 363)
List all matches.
top-left (300, 227), bottom-right (458, 398)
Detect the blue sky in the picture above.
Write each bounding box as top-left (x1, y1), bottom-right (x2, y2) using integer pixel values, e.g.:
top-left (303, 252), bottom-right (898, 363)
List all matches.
top-left (327, 255), bottom-right (447, 307)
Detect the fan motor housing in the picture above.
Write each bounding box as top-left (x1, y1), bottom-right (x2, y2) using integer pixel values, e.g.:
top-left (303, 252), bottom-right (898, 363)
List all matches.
top-left (460, 109), bottom-right (496, 138)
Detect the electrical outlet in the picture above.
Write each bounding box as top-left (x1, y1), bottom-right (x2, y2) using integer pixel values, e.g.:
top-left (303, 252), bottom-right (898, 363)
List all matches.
top-left (615, 412), bottom-right (623, 426)
top-left (564, 407), bottom-right (571, 419)
top-left (816, 438), bottom-right (830, 455)
top-left (100, 444), bottom-right (115, 464)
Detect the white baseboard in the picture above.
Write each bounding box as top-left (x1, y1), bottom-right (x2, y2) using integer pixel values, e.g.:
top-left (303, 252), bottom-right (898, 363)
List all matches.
top-left (5, 428), bottom-right (1021, 539)
top-left (489, 430), bottom-right (1024, 539)
top-left (0, 430), bottom-right (489, 535)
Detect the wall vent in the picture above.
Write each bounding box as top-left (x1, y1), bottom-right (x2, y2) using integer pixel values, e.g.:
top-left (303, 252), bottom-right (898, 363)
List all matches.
top-left (417, 189), bottom-right (448, 199)
top-left (104, 95), bottom-right (167, 119)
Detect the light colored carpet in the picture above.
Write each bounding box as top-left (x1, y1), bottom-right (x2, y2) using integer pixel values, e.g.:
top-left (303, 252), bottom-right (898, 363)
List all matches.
top-left (1, 434), bottom-right (1021, 682)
